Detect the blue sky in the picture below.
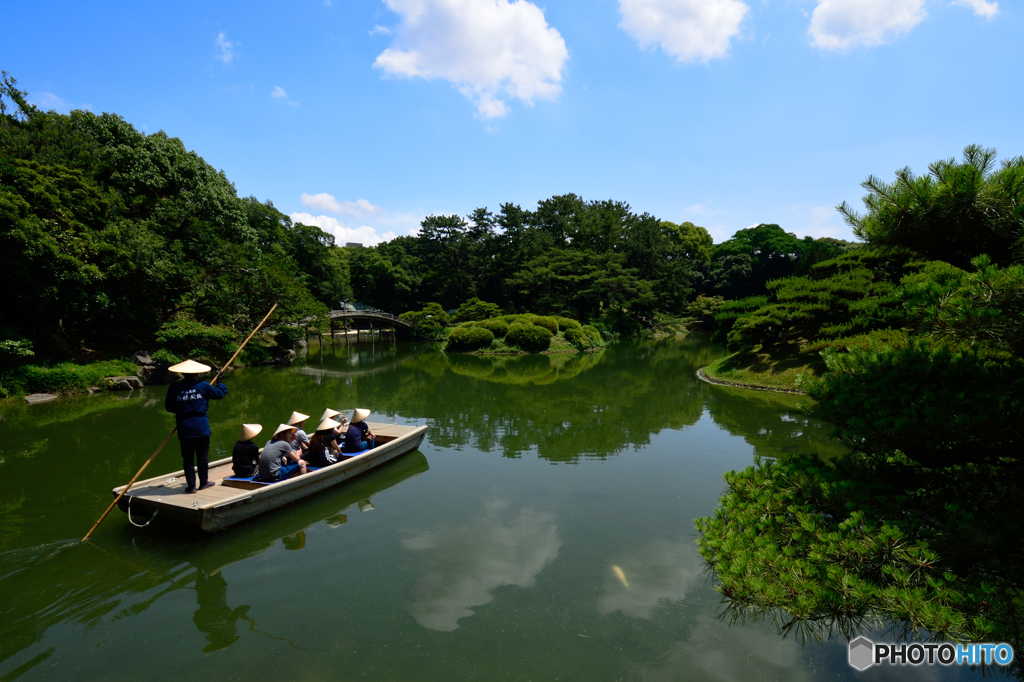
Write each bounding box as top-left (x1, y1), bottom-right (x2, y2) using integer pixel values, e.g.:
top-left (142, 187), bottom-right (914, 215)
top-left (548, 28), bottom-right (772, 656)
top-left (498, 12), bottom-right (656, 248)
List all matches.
top-left (3, 0), bottom-right (1019, 245)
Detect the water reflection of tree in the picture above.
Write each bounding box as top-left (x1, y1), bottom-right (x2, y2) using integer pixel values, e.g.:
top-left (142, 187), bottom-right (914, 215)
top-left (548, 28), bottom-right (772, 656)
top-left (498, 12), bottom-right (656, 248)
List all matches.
top-left (348, 338), bottom-right (719, 462)
top-left (701, 387), bottom-right (848, 461)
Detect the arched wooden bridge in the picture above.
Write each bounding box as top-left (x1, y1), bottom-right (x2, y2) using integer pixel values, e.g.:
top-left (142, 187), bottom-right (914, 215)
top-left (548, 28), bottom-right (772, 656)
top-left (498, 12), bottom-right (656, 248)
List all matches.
top-left (328, 308), bottom-right (414, 331)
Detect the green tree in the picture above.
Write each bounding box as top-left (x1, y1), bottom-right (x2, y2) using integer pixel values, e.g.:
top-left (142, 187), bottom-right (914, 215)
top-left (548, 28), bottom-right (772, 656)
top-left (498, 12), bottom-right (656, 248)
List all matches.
top-left (840, 144), bottom-right (1024, 268)
top-left (905, 254), bottom-right (1024, 357)
top-left (506, 249), bottom-right (655, 321)
top-left (419, 214), bottom-right (480, 308)
top-left (0, 75), bottom-right (348, 360)
top-left (452, 298), bottom-right (502, 323)
top-left (708, 224), bottom-right (806, 298)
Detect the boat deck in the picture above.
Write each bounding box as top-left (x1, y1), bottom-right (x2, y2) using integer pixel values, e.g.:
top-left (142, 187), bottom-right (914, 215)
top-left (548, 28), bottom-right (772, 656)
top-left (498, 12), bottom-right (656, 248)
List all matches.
top-left (115, 422), bottom-right (419, 513)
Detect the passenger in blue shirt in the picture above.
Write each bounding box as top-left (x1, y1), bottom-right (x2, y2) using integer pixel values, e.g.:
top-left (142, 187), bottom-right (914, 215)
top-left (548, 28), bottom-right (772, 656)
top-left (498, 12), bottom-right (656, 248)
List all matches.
top-left (164, 359), bottom-right (229, 493)
top-left (342, 408), bottom-right (375, 453)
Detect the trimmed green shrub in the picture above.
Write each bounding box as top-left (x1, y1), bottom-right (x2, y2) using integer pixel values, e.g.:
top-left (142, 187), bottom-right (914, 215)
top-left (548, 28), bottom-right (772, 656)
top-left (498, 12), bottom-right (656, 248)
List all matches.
top-left (155, 319), bottom-right (238, 359)
top-left (151, 348), bottom-right (182, 364)
top-left (476, 318), bottom-right (509, 338)
top-left (554, 316), bottom-right (582, 332)
top-left (446, 325), bottom-right (495, 351)
top-left (801, 329), bottom-right (910, 355)
top-left (500, 313), bottom-right (535, 325)
top-left (400, 303), bottom-right (450, 340)
top-left (710, 296), bottom-right (769, 343)
top-left (564, 327), bottom-right (591, 350)
top-left (583, 325), bottom-right (602, 346)
top-left (685, 295), bottom-right (725, 322)
top-left (532, 316), bottom-right (559, 335)
top-left (506, 323), bottom-right (552, 352)
top-left (452, 298), bottom-right (502, 323)
top-left (1, 359), bottom-right (138, 396)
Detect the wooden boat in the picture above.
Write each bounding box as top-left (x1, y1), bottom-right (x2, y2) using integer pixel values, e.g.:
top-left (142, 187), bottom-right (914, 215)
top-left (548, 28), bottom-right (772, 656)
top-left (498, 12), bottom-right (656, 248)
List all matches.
top-left (113, 421), bottom-right (428, 532)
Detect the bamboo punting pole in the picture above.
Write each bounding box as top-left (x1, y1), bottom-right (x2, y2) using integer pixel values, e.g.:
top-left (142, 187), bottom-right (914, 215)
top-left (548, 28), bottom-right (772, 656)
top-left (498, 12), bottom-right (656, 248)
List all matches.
top-left (80, 303), bottom-right (279, 543)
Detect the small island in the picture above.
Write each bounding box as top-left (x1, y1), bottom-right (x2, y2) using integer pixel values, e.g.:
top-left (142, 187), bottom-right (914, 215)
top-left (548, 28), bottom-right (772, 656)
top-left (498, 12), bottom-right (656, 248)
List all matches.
top-left (399, 299), bottom-right (603, 354)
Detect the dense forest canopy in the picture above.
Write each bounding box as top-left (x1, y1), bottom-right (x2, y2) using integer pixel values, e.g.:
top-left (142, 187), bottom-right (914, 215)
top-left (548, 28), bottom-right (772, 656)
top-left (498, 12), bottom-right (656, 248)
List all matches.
top-left (0, 72), bottom-right (350, 364)
top-left (0, 70), bottom-right (852, 364)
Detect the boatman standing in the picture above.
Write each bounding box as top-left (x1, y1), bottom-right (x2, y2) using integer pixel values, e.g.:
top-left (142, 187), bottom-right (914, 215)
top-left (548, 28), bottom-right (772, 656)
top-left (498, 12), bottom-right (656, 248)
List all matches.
top-left (164, 359), bottom-right (229, 493)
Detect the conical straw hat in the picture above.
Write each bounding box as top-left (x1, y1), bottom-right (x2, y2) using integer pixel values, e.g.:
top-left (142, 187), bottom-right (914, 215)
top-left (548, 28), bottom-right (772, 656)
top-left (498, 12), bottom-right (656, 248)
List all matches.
top-left (287, 411), bottom-right (310, 425)
top-left (272, 423), bottom-right (297, 438)
top-left (239, 423), bottom-right (262, 441)
top-left (320, 408), bottom-right (340, 423)
top-left (168, 359), bottom-right (211, 374)
top-left (351, 408), bottom-right (370, 424)
top-left (316, 417), bottom-right (341, 432)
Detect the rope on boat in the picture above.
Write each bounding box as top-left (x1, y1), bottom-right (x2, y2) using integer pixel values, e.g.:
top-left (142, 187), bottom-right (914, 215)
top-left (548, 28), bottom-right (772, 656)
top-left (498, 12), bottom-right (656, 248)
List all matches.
top-left (127, 496), bottom-right (160, 528)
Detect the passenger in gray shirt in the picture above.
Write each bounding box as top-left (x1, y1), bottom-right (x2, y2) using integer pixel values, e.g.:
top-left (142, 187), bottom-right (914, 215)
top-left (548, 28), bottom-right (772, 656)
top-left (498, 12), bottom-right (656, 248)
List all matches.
top-left (259, 425), bottom-right (307, 482)
top-left (286, 411), bottom-right (311, 453)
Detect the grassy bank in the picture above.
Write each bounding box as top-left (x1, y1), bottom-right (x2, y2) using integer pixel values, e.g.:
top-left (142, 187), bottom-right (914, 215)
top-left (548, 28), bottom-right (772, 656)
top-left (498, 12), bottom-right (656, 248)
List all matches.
top-left (0, 359), bottom-right (139, 401)
top-left (701, 344), bottom-right (824, 392)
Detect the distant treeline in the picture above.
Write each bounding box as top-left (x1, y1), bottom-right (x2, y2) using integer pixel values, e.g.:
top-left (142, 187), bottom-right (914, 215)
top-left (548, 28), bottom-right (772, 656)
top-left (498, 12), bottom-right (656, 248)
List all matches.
top-left (349, 203), bottom-right (855, 334)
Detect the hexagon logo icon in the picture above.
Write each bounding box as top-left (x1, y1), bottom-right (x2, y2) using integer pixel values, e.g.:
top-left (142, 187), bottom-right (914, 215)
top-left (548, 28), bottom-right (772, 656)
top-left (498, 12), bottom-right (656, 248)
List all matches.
top-left (849, 636), bottom-right (874, 671)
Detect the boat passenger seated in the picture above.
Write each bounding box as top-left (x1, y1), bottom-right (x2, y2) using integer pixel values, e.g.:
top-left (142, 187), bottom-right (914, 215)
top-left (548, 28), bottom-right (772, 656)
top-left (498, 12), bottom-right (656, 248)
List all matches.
top-left (232, 423), bottom-right (262, 477)
top-left (304, 418), bottom-right (347, 467)
top-left (341, 408), bottom-right (375, 453)
top-left (320, 408), bottom-right (348, 446)
top-left (259, 424), bottom-right (307, 482)
top-left (286, 411), bottom-right (311, 453)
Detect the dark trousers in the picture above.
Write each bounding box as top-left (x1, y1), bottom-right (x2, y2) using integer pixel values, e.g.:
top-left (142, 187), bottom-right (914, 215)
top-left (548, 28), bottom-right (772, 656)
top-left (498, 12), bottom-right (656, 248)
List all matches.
top-left (180, 436), bottom-right (211, 490)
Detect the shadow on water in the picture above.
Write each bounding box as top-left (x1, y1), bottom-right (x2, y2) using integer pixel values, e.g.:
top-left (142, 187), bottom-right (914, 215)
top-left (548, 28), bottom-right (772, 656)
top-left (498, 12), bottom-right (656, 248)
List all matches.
top-left (0, 452), bottom-right (428, 675)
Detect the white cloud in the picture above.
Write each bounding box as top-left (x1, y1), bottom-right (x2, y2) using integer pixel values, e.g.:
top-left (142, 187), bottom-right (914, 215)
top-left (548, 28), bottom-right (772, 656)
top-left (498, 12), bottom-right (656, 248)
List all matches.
top-left (300, 193), bottom-right (384, 218)
top-left (271, 86), bottom-right (299, 107)
top-left (214, 31), bottom-right (238, 64)
top-left (29, 92), bottom-right (67, 112)
top-left (782, 204), bottom-right (857, 240)
top-left (809, 0), bottom-right (926, 50)
top-left (374, 0), bottom-right (568, 119)
top-left (290, 213), bottom-right (397, 247)
top-left (951, 0), bottom-right (998, 19)
top-left (294, 193), bottom-right (423, 245)
top-left (402, 501), bottom-right (561, 631)
top-left (619, 0), bottom-right (750, 63)
top-left (369, 24), bottom-right (393, 36)
top-left (681, 202), bottom-right (725, 216)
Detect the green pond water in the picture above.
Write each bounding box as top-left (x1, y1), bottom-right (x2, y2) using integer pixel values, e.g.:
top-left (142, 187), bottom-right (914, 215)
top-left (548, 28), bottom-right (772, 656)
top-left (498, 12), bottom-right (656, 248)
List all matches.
top-left (0, 336), bottom-right (981, 680)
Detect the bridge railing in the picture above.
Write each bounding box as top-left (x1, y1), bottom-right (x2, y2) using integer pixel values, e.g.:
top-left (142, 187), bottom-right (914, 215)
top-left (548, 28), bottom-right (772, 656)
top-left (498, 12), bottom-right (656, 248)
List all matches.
top-left (328, 306), bottom-right (412, 327)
